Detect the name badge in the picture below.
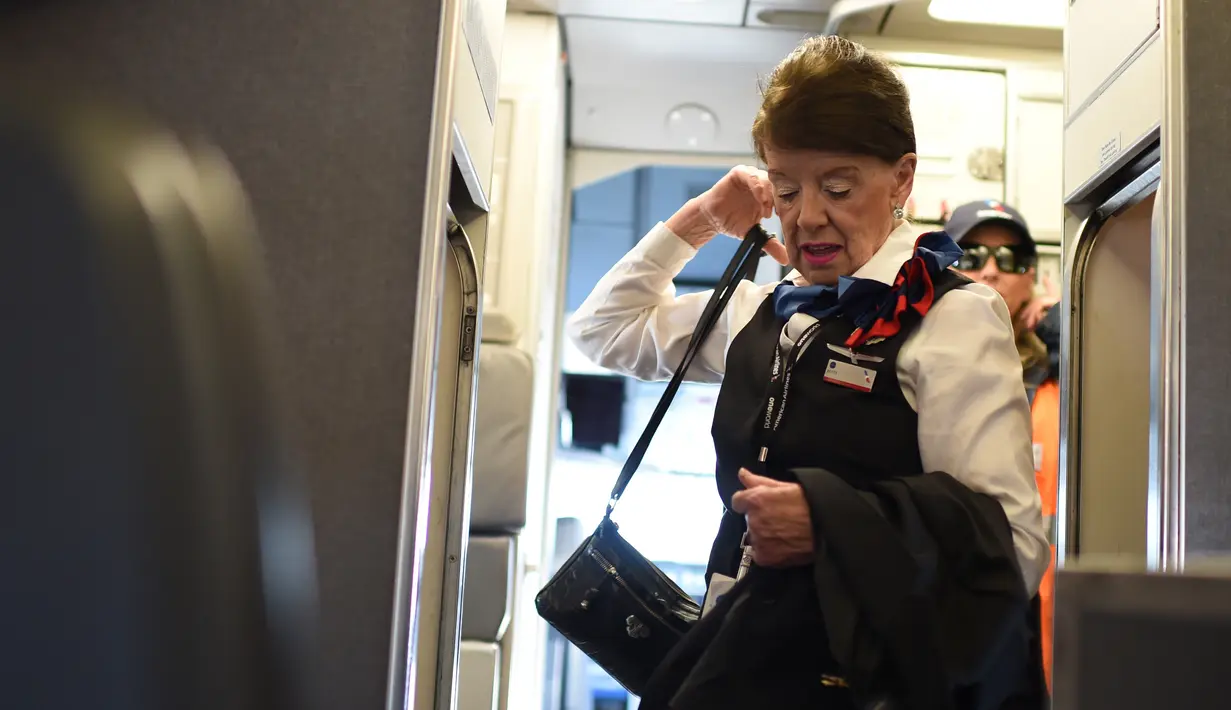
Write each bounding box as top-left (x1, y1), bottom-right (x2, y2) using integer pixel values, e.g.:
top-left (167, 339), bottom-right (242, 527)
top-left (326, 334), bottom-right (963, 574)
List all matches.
top-left (824, 359), bottom-right (876, 392)
top-left (702, 574), bottom-right (737, 618)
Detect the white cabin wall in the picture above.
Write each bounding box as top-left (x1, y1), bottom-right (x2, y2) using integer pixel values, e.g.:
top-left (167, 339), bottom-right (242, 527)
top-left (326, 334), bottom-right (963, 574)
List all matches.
top-left (487, 11), bottom-right (567, 710)
top-left (486, 12), bottom-right (566, 353)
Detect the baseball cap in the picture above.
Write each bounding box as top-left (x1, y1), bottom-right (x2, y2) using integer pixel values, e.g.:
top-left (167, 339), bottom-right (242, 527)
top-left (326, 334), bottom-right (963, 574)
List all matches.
top-left (945, 199), bottom-right (1035, 254)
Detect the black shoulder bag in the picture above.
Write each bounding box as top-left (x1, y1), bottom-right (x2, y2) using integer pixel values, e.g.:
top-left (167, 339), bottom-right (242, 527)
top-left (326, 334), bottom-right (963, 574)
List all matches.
top-left (535, 225), bottom-right (773, 695)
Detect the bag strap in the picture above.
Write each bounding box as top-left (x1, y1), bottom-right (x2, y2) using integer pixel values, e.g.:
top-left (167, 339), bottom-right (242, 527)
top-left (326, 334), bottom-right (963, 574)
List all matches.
top-left (604, 224), bottom-right (773, 517)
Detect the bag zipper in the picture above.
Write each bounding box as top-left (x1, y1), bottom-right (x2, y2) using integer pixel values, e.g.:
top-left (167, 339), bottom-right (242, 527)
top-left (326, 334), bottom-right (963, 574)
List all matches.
top-left (588, 547), bottom-right (700, 623)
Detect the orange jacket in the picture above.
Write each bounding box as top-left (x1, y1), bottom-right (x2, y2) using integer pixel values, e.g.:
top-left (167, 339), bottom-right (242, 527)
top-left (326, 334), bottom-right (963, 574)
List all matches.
top-left (1030, 378), bottom-right (1059, 692)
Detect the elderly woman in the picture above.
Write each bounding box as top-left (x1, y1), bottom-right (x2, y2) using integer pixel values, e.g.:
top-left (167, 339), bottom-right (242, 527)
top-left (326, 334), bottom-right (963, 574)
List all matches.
top-left (568, 36), bottom-right (1049, 709)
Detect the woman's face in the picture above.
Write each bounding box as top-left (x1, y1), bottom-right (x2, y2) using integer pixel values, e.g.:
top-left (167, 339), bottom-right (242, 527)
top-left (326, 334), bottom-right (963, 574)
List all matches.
top-left (955, 224), bottom-right (1037, 326)
top-left (764, 146), bottom-right (916, 286)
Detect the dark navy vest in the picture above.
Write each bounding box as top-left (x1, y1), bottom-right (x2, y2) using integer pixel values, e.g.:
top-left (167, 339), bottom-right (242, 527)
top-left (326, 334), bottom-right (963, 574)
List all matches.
top-left (705, 268), bottom-right (972, 579)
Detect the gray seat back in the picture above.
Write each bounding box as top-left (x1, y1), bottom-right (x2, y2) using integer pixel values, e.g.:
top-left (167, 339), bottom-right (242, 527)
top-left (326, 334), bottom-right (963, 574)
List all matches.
top-left (470, 309), bottom-right (534, 534)
top-left (0, 93), bottom-right (319, 710)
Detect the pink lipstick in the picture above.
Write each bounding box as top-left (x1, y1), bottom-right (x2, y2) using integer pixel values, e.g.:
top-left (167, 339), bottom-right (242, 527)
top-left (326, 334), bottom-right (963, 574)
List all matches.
top-left (800, 242), bottom-right (842, 266)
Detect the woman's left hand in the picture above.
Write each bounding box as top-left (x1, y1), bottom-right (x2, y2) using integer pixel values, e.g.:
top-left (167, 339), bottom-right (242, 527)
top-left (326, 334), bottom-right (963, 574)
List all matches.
top-left (730, 469), bottom-right (814, 567)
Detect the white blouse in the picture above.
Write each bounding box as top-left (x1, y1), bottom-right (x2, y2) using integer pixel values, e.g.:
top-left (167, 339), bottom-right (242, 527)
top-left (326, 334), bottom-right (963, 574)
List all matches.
top-left (566, 220), bottom-right (1049, 595)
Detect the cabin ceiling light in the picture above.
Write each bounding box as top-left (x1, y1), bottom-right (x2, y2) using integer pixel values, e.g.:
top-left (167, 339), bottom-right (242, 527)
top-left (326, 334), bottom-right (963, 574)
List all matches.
top-left (927, 0), bottom-right (1065, 29)
top-left (666, 104), bottom-right (718, 149)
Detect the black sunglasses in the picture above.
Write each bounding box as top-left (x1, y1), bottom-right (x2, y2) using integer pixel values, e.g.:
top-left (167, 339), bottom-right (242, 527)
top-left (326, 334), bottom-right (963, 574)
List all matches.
top-left (956, 245), bottom-right (1036, 275)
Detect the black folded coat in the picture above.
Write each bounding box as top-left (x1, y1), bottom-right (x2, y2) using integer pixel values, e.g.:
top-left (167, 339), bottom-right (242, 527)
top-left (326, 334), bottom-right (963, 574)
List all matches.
top-left (638, 469), bottom-right (1047, 710)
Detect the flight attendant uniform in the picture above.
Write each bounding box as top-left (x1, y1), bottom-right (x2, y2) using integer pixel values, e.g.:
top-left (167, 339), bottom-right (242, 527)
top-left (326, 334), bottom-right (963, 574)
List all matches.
top-left (706, 265), bottom-right (974, 577)
top-left (680, 265), bottom-right (974, 708)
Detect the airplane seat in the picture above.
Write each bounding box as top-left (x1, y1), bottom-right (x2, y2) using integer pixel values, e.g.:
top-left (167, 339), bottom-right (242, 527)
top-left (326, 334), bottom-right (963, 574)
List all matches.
top-left (0, 93), bottom-right (318, 710)
top-left (460, 306), bottom-right (534, 710)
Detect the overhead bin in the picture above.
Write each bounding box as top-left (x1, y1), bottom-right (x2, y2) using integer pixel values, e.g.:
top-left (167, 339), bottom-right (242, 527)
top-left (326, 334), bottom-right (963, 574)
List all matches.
top-left (1063, 0), bottom-right (1161, 199)
top-left (1065, 0), bottom-right (1159, 119)
top-left (1063, 37), bottom-right (1162, 200)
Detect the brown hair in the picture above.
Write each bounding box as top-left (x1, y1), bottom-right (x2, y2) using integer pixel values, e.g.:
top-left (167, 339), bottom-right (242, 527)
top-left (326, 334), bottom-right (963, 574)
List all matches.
top-left (751, 36), bottom-right (915, 165)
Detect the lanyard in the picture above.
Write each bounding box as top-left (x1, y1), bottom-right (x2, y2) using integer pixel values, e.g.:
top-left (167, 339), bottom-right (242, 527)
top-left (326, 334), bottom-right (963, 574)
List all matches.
top-left (757, 320), bottom-right (824, 463)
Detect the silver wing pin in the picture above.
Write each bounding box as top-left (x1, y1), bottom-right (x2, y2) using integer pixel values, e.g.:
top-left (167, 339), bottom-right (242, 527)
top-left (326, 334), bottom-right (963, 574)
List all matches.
top-left (826, 343), bottom-right (886, 364)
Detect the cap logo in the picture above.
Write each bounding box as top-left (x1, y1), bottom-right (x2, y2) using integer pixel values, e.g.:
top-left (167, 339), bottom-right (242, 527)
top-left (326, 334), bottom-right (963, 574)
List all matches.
top-left (975, 209), bottom-right (1012, 220)
top-left (985, 199), bottom-right (1005, 211)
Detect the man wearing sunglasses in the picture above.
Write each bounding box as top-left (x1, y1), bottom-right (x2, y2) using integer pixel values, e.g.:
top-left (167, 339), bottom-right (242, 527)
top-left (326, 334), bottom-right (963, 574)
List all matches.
top-left (947, 199), bottom-right (1058, 693)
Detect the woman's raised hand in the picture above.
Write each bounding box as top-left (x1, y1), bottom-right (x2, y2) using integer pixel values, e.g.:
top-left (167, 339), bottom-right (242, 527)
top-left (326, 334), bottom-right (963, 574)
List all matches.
top-left (665, 165), bottom-right (790, 265)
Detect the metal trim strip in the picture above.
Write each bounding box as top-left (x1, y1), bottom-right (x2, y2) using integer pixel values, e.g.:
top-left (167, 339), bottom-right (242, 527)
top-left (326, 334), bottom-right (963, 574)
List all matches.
top-left (1149, 0), bottom-right (1187, 572)
top-left (433, 219), bottom-right (483, 710)
top-left (387, 2), bottom-right (465, 708)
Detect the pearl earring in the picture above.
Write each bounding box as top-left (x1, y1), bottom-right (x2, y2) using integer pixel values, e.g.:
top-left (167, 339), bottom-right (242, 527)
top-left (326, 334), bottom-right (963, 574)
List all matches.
top-left (893, 204), bottom-right (905, 220)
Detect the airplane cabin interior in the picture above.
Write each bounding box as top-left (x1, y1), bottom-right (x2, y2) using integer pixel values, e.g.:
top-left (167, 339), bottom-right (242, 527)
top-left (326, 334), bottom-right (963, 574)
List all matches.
top-left (4, 1), bottom-right (1231, 710)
